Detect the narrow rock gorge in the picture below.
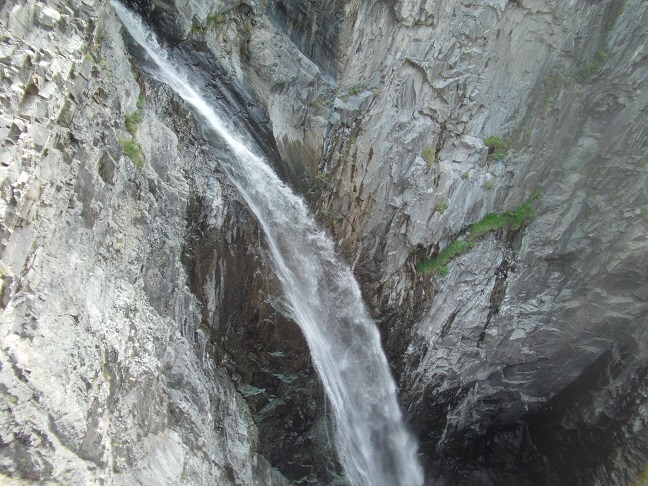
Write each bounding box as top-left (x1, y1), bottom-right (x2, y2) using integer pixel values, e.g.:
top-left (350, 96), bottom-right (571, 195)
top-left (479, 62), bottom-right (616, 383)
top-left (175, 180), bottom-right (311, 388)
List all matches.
top-left (0, 0), bottom-right (646, 485)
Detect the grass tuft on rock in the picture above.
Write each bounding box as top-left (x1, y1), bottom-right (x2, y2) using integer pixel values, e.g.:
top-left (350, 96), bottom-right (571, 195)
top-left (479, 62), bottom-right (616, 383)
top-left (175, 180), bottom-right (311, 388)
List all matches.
top-left (119, 137), bottom-right (143, 168)
top-left (125, 110), bottom-right (142, 137)
top-left (468, 212), bottom-right (507, 240)
top-left (348, 84), bottom-right (366, 95)
top-left (416, 240), bottom-right (474, 275)
top-left (435, 201), bottom-right (449, 213)
top-left (422, 147), bottom-right (436, 166)
top-left (482, 180), bottom-right (495, 190)
top-left (575, 49), bottom-right (609, 83)
top-left (417, 190), bottom-right (540, 275)
top-left (504, 194), bottom-right (537, 230)
top-left (484, 136), bottom-right (511, 161)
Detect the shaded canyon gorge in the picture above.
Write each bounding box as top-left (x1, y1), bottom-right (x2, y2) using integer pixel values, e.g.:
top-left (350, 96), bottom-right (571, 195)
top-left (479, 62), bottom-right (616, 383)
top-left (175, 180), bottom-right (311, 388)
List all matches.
top-left (0, 0), bottom-right (646, 485)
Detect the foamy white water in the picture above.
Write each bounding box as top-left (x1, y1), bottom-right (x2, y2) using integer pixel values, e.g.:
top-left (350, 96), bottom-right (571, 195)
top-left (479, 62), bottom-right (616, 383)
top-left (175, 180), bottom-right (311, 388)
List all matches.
top-left (111, 3), bottom-right (423, 484)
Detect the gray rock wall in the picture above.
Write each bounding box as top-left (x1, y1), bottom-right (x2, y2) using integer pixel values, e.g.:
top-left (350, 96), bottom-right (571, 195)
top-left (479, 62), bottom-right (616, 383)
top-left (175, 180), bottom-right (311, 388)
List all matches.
top-left (0, 1), bottom-right (290, 483)
top-left (1, 0), bottom-right (646, 484)
top-left (188, 0), bottom-right (647, 481)
top-left (310, 0), bottom-right (648, 483)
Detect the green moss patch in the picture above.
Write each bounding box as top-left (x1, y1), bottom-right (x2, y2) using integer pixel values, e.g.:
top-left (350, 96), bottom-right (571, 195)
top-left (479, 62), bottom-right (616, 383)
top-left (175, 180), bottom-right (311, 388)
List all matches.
top-left (125, 110), bottom-right (142, 137)
top-left (119, 137), bottom-right (143, 168)
top-left (484, 136), bottom-right (511, 161)
top-left (575, 49), bottom-right (609, 83)
top-left (417, 190), bottom-right (540, 275)
top-left (422, 147), bottom-right (436, 166)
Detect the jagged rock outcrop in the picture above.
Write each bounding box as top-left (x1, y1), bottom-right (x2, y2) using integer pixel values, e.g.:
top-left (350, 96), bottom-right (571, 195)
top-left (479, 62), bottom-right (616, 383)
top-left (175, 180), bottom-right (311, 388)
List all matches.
top-left (1, 0), bottom-right (646, 484)
top-left (311, 2), bottom-right (648, 483)
top-left (0, 1), bottom-right (295, 483)
top-left (148, 0), bottom-right (647, 483)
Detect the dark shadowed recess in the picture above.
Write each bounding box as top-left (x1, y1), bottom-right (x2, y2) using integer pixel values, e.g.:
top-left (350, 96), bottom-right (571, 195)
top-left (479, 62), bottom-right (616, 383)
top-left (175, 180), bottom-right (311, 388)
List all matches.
top-left (416, 334), bottom-right (648, 486)
top-left (265, 0), bottom-right (347, 79)
top-left (181, 192), bottom-right (341, 483)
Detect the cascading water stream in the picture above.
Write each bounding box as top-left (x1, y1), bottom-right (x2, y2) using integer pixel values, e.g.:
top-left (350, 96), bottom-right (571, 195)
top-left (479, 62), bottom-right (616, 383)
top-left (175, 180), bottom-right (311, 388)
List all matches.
top-left (112, 3), bottom-right (423, 485)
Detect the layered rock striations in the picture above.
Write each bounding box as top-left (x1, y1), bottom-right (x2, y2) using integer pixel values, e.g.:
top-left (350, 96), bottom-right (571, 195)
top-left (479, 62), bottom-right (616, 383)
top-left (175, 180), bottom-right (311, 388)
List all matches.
top-left (0, 1), bottom-right (294, 483)
top-left (0, 0), bottom-right (646, 484)
top-left (318, 2), bottom-right (648, 483)
top-left (308, 1), bottom-right (648, 483)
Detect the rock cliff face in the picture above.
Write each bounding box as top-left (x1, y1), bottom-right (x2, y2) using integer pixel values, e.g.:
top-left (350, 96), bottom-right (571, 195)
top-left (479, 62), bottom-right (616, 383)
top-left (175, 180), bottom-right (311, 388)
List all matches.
top-left (0, 0), bottom-right (646, 485)
top-left (0, 1), bottom-right (292, 483)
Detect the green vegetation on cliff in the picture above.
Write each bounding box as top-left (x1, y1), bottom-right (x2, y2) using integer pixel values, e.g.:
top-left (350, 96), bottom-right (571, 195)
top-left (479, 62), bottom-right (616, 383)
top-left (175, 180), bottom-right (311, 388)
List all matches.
top-left (418, 240), bottom-right (475, 276)
top-left (119, 137), bottom-right (143, 168)
top-left (121, 97), bottom-right (144, 167)
top-left (575, 49), bottom-right (609, 83)
top-left (484, 136), bottom-right (511, 161)
top-left (542, 49), bottom-right (610, 107)
top-left (422, 147), bottom-right (436, 166)
top-left (417, 190), bottom-right (540, 275)
top-left (125, 110), bottom-right (142, 137)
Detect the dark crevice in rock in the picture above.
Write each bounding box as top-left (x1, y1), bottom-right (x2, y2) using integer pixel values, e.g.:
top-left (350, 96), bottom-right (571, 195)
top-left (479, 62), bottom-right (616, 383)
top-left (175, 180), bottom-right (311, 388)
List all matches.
top-left (526, 336), bottom-right (648, 485)
top-left (439, 310), bottom-right (457, 340)
top-left (434, 121), bottom-right (447, 160)
top-left (479, 228), bottom-right (522, 345)
top-left (181, 189), bottom-right (341, 484)
top-left (266, 0), bottom-right (348, 78)
top-left (407, 382), bottom-right (473, 478)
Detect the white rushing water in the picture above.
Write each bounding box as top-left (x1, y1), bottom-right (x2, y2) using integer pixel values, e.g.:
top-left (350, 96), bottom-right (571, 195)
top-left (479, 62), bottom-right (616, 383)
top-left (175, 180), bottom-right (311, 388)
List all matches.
top-left (111, 3), bottom-right (423, 485)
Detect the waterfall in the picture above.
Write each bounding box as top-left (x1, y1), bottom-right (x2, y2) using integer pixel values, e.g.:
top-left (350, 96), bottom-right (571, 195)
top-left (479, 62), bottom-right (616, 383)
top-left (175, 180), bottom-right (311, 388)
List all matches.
top-left (111, 3), bottom-right (423, 485)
